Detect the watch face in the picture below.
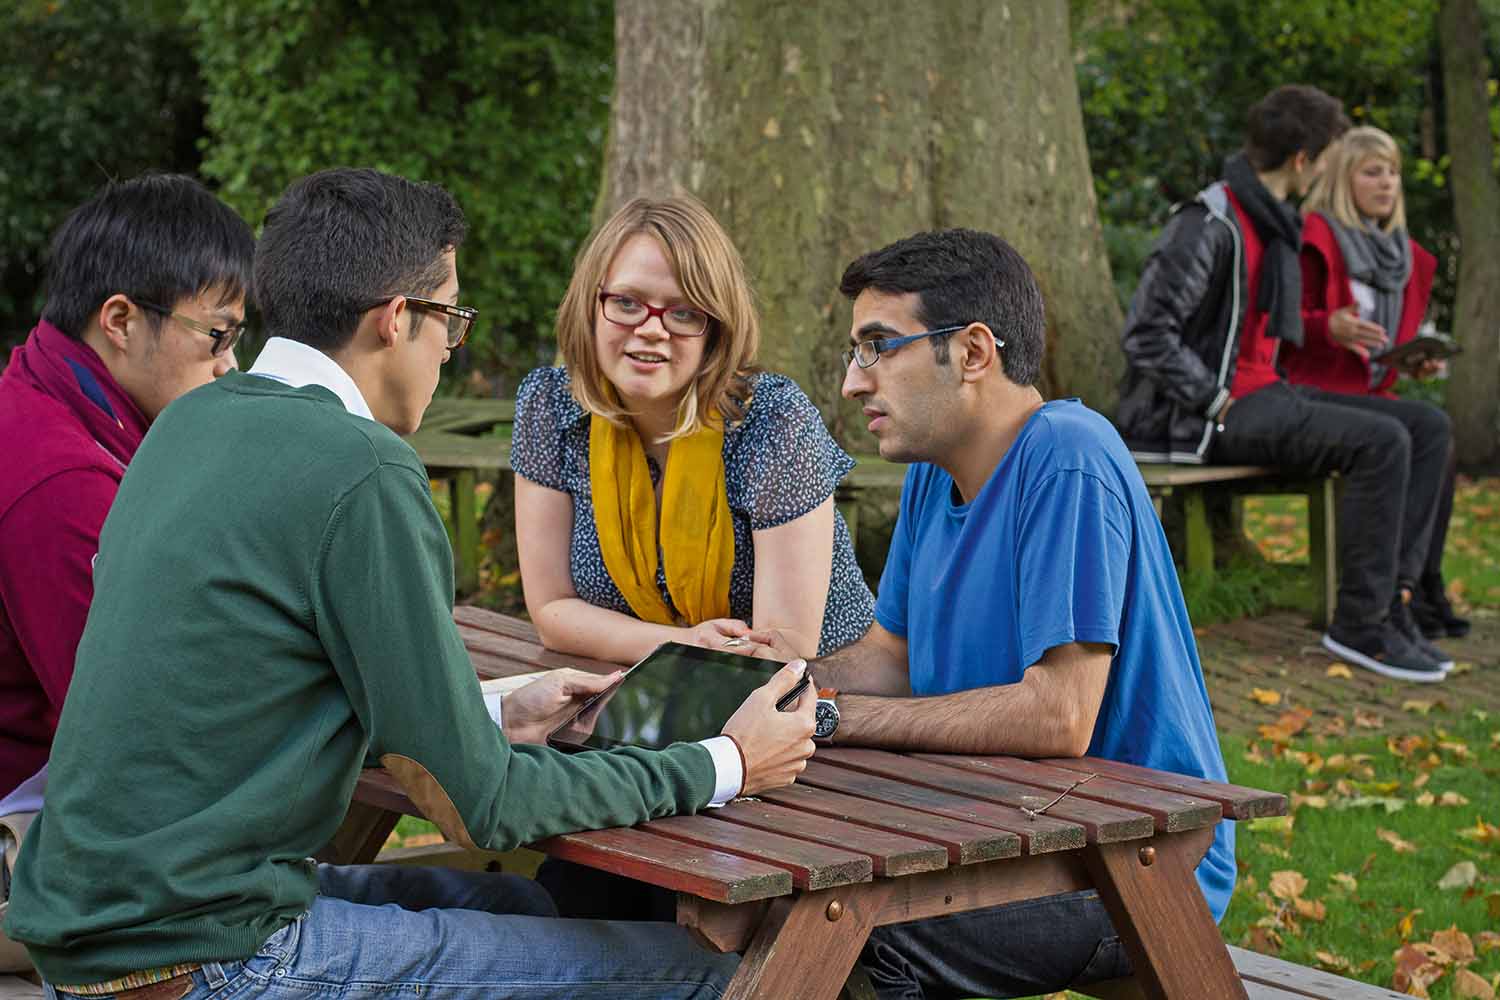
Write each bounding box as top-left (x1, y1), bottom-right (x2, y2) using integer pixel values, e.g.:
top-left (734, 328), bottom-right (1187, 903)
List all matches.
top-left (814, 700), bottom-right (839, 739)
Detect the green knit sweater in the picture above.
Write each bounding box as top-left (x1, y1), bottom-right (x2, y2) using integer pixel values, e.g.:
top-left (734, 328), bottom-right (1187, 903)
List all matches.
top-left (4, 373), bottom-right (714, 986)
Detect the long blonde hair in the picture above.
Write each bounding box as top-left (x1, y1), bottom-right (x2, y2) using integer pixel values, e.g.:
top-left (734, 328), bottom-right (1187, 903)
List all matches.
top-left (1302, 126), bottom-right (1407, 234)
top-left (555, 196), bottom-right (760, 440)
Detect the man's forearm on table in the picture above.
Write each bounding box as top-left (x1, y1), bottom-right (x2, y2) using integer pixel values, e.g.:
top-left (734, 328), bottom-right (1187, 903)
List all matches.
top-left (831, 651), bottom-right (1109, 757)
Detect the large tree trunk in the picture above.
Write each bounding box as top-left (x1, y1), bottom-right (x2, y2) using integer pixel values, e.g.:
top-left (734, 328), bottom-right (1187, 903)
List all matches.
top-left (602, 0), bottom-right (1121, 448)
top-left (1438, 0), bottom-right (1500, 469)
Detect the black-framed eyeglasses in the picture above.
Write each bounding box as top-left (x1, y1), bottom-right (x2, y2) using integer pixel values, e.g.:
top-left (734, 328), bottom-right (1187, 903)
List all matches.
top-left (597, 289), bottom-right (712, 337)
top-left (402, 295), bottom-right (478, 350)
top-left (134, 300), bottom-right (246, 357)
top-left (842, 324), bottom-right (989, 369)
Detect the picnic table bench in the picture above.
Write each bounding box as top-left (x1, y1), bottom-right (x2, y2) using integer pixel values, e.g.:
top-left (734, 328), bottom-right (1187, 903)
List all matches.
top-left (405, 400), bottom-right (1340, 625)
top-left (324, 606), bottom-right (1346, 1000)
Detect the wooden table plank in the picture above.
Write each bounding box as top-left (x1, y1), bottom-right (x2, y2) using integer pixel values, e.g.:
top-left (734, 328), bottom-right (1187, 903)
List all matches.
top-left (757, 784), bottom-right (1020, 865)
top-left (455, 605), bottom-right (542, 642)
top-left (819, 748), bottom-right (1154, 844)
top-left (644, 814), bottom-right (872, 891)
top-left (798, 760), bottom-right (1086, 854)
top-left (708, 798), bottom-right (948, 877)
top-left (1043, 756), bottom-right (1287, 820)
top-left (537, 827), bottom-right (792, 905)
top-left (913, 754), bottom-right (1224, 833)
top-left (406, 430), bottom-right (510, 472)
top-left (457, 625), bottom-right (618, 676)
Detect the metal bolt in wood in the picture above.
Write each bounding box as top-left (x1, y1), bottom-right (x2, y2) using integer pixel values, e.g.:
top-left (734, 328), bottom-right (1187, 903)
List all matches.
top-left (826, 899), bottom-right (844, 921)
top-left (1138, 846), bottom-right (1156, 867)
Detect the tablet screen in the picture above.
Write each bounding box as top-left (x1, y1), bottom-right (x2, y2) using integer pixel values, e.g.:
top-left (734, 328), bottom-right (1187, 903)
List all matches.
top-left (547, 642), bottom-right (780, 752)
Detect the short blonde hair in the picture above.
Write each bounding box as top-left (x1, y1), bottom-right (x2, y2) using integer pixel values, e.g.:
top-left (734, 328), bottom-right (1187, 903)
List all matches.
top-left (555, 196), bottom-right (760, 440)
top-left (1302, 126), bottom-right (1407, 234)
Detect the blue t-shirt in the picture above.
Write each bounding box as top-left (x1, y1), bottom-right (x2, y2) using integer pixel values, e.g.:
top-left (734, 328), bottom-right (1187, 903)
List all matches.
top-left (874, 399), bottom-right (1235, 920)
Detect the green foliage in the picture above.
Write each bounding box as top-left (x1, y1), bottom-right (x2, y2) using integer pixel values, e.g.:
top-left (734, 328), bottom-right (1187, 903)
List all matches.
top-left (0, 0), bottom-right (206, 347)
top-left (186, 0), bottom-right (613, 385)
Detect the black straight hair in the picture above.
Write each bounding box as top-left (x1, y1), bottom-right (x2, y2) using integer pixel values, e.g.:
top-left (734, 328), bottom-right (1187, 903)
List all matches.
top-left (40, 173), bottom-right (255, 339)
top-left (1244, 85), bottom-right (1350, 172)
top-left (838, 228), bottom-right (1045, 386)
top-left (253, 168), bottom-right (467, 353)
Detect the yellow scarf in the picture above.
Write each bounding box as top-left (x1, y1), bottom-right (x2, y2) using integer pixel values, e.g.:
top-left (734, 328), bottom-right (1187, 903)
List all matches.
top-left (590, 413), bottom-right (734, 625)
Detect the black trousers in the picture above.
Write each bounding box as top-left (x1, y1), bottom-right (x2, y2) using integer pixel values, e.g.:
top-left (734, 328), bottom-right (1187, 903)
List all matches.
top-left (1209, 381), bottom-right (1451, 628)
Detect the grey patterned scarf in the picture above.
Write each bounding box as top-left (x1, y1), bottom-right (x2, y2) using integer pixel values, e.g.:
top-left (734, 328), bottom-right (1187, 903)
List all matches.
top-left (1324, 214), bottom-right (1411, 387)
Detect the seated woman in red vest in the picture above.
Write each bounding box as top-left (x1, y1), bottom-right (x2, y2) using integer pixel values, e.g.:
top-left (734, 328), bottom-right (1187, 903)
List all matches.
top-left (1285, 126), bottom-right (1468, 640)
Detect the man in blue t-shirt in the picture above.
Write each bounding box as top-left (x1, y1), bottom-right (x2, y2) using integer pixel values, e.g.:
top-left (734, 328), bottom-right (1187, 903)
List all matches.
top-left (751, 228), bottom-right (1233, 999)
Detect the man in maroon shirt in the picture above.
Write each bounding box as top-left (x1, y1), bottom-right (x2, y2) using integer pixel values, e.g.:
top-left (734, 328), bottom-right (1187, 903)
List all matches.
top-left (0, 174), bottom-right (254, 797)
top-left (1118, 86), bottom-right (1453, 684)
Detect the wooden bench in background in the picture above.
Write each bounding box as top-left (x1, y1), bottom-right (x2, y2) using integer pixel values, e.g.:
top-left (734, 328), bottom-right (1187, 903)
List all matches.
top-left (1136, 465), bottom-right (1338, 628)
top-left (404, 400), bottom-right (1339, 627)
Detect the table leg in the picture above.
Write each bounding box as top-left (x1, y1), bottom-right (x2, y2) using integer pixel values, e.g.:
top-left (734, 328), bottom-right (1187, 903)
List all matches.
top-left (723, 881), bottom-right (892, 1000)
top-left (317, 802), bottom-right (400, 866)
top-left (1083, 827), bottom-right (1245, 1000)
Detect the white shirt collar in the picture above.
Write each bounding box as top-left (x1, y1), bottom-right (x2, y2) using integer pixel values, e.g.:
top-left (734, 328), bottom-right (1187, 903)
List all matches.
top-left (247, 337), bottom-right (375, 421)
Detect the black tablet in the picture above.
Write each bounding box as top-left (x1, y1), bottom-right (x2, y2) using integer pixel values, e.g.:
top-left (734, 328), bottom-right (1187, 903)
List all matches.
top-left (1371, 334), bottom-right (1462, 369)
top-left (546, 642), bottom-right (782, 752)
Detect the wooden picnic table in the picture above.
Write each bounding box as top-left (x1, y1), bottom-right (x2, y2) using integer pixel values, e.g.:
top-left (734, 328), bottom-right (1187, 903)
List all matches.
top-left (330, 606), bottom-right (1286, 1000)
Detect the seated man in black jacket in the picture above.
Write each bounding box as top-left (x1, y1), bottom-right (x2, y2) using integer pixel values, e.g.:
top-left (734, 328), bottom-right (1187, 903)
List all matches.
top-left (1117, 84), bottom-right (1453, 684)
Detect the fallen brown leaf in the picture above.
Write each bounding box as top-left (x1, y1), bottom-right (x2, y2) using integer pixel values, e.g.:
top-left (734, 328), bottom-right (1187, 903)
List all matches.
top-left (1314, 949), bottom-right (1352, 971)
top-left (1392, 943), bottom-right (1445, 996)
top-left (1355, 708), bottom-right (1385, 729)
top-left (1269, 870), bottom-right (1308, 901)
top-left (1453, 968), bottom-right (1495, 999)
top-left (1378, 828), bottom-right (1419, 854)
top-left (1438, 861), bottom-right (1479, 891)
top-left (1294, 897), bottom-right (1327, 921)
top-left (1250, 687), bottom-right (1283, 706)
top-left (1431, 925), bottom-right (1476, 964)
top-left (1329, 872), bottom-right (1359, 892)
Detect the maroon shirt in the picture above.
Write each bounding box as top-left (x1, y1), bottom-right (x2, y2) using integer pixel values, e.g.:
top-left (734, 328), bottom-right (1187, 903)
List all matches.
top-left (0, 321), bottom-right (146, 797)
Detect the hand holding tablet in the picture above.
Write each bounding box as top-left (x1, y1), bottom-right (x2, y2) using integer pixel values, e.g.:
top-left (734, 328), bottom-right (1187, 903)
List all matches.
top-left (547, 642), bottom-right (818, 796)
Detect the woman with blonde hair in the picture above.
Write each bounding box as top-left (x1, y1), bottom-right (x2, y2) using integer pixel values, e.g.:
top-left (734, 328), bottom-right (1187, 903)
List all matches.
top-left (1286, 126), bottom-right (1467, 643)
top-left (510, 196), bottom-right (874, 667)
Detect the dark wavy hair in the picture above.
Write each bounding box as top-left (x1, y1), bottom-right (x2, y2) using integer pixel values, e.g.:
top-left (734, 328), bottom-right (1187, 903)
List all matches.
top-left (839, 228), bottom-right (1045, 386)
top-left (254, 168), bottom-right (467, 352)
top-left (41, 173), bottom-right (254, 339)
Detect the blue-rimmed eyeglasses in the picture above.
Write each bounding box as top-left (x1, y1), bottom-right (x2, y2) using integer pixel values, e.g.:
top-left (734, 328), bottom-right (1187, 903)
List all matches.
top-left (134, 300), bottom-right (246, 357)
top-left (842, 324), bottom-right (1003, 369)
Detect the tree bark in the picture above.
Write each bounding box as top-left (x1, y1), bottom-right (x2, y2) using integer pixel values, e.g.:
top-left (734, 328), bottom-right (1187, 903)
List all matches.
top-left (1438, 0), bottom-right (1500, 468)
top-left (603, 0), bottom-right (1122, 447)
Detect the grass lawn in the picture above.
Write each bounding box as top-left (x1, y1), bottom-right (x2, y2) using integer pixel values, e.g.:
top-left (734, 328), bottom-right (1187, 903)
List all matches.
top-left (1018, 710), bottom-right (1500, 1000)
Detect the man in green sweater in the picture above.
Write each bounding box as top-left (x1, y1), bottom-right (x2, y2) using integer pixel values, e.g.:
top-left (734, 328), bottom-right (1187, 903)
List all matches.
top-left (5, 168), bottom-right (816, 1000)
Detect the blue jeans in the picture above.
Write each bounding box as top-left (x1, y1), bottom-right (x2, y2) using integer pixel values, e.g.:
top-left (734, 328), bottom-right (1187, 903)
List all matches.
top-left (860, 889), bottom-right (1131, 1000)
top-left (46, 864), bottom-right (737, 1000)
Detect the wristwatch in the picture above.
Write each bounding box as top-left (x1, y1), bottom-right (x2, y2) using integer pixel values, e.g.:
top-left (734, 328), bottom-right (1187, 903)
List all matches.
top-left (813, 695), bottom-right (840, 741)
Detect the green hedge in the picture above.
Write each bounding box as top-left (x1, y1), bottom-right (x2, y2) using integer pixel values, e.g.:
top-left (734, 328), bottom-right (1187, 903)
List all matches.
top-left (187, 0), bottom-right (613, 387)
